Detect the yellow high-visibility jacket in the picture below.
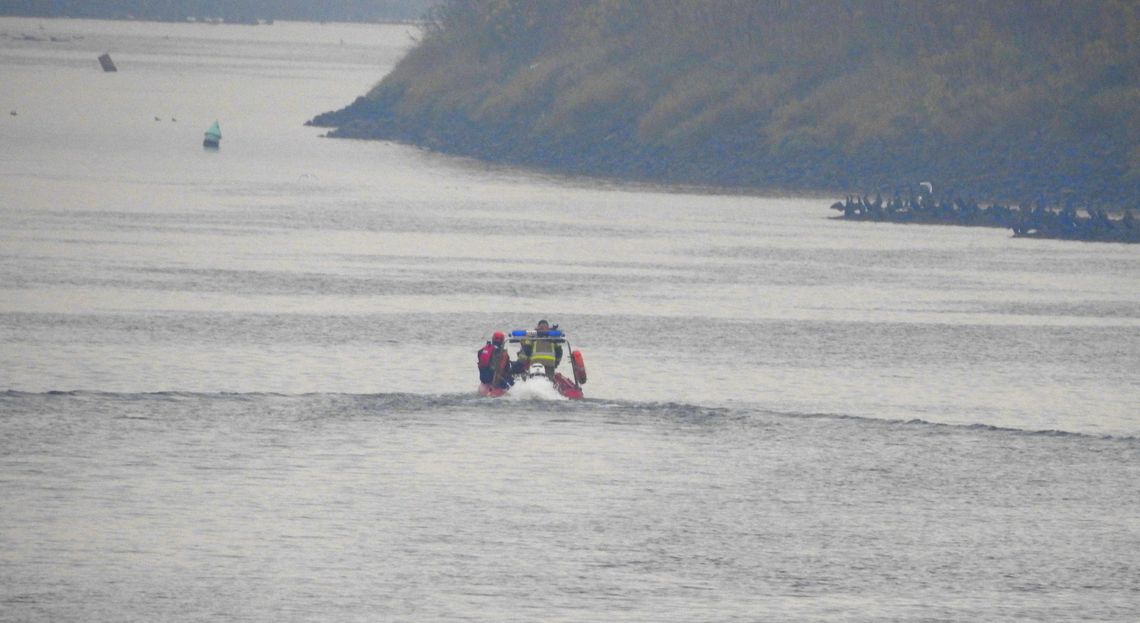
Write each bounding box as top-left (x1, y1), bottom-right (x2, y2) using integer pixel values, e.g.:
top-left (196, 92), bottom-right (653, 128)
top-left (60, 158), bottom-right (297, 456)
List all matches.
top-left (522, 338), bottom-right (559, 366)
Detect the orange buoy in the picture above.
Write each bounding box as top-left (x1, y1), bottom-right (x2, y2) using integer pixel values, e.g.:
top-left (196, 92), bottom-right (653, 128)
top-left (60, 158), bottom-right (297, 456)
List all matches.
top-left (571, 350), bottom-right (587, 385)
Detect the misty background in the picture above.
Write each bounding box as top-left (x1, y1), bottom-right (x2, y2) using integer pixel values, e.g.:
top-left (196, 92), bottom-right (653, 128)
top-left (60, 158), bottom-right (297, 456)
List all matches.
top-left (0, 0), bottom-right (439, 23)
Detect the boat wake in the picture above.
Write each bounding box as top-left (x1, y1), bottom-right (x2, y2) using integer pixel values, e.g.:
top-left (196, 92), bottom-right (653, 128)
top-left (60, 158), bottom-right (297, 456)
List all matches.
top-left (2, 390), bottom-right (1135, 441)
top-left (499, 378), bottom-right (569, 401)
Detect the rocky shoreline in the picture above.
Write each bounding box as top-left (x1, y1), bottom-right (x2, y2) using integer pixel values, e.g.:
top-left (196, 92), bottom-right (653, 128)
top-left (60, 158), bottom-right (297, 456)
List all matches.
top-left (312, 102), bottom-right (1137, 213)
top-left (831, 192), bottom-right (1138, 243)
top-left (313, 104), bottom-right (1138, 244)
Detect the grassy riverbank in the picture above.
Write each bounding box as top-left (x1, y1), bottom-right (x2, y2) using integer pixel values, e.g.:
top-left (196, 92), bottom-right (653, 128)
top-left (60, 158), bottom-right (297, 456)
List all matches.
top-left (311, 0), bottom-right (1140, 206)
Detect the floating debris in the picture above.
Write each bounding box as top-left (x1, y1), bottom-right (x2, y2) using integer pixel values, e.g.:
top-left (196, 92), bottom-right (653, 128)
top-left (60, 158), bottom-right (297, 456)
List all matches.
top-left (203, 120), bottom-right (221, 149)
top-left (98, 53), bottom-right (117, 72)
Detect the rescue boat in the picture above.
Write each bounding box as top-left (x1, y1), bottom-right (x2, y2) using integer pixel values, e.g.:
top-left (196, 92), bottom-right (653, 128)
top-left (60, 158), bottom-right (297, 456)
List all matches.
top-left (477, 328), bottom-right (587, 400)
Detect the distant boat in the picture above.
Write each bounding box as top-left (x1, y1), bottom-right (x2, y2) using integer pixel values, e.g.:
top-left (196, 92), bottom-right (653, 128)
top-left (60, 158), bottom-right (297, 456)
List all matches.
top-left (98, 53), bottom-right (117, 72)
top-left (203, 120), bottom-right (221, 149)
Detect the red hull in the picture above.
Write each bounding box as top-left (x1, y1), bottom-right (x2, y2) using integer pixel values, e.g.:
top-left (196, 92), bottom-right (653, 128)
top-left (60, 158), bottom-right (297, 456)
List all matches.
top-left (477, 383), bottom-right (509, 397)
top-left (478, 372), bottom-right (583, 400)
top-left (552, 373), bottom-right (584, 399)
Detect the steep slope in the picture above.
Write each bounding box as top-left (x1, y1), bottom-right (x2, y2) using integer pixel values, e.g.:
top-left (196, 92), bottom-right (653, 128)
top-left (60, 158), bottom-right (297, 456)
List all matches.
top-left (311, 0), bottom-right (1140, 205)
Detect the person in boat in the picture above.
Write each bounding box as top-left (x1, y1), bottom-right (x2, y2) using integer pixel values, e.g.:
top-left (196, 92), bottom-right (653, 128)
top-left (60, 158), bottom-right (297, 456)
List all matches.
top-left (477, 331), bottom-right (512, 389)
top-left (518, 319), bottom-right (562, 379)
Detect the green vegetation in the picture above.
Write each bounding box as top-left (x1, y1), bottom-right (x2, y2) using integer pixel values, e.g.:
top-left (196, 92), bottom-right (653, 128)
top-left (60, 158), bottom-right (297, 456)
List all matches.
top-left (312, 0), bottom-right (1140, 205)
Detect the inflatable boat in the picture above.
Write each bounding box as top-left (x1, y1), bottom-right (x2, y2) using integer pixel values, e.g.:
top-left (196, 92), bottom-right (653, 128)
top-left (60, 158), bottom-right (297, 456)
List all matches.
top-left (477, 328), bottom-right (586, 400)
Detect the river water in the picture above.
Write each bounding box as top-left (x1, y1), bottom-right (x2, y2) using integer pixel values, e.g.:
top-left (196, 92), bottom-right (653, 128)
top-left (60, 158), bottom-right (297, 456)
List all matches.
top-left (2, 17), bottom-right (1138, 622)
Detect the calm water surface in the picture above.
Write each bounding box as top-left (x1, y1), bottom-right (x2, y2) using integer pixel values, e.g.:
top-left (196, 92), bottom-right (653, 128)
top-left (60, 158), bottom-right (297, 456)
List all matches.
top-left (2, 18), bottom-right (1138, 622)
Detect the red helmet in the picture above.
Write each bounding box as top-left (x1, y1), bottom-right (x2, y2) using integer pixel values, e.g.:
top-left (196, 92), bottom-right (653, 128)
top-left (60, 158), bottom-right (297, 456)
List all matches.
top-left (492, 331), bottom-right (505, 345)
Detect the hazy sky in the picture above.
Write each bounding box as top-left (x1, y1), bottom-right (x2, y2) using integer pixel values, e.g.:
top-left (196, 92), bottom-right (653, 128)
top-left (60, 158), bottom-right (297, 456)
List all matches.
top-left (0, 1), bottom-right (441, 22)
